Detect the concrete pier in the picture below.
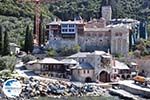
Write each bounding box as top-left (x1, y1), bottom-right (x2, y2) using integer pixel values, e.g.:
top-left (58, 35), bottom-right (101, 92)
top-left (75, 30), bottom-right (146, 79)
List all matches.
top-left (119, 80), bottom-right (150, 98)
top-left (108, 88), bottom-right (138, 100)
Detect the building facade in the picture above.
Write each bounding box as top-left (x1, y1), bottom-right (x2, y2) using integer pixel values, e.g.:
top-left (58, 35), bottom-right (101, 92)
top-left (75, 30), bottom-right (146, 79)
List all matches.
top-left (68, 51), bottom-right (130, 82)
top-left (47, 20), bottom-right (84, 50)
top-left (26, 51), bottom-right (131, 83)
top-left (46, 18), bottom-right (129, 56)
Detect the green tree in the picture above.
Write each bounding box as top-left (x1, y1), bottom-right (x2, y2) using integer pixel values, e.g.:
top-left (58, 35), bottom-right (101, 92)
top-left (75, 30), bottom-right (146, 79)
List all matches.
top-left (3, 31), bottom-right (9, 56)
top-left (24, 25), bottom-right (29, 53)
top-left (2, 56), bottom-right (16, 73)
top-left (0, 55), bottom-right (16, 73)
top-left (47, 48), bottom-right (57, 57)
top-left (7, 56), bottom-right (16, 73)
top-left (33, 15), bottom-right (36, 36)
top-left (72, 45), bottom-right (80, 53)
top-left (39, 14), bottom-right (43, 46)
top-left (42, 25), bottom-right (45, 45)
top-left (0, 25), bottom-right (3, 55)
top-left (60, 45), bottom-right (80, 56)
top-left (24, 25), bottom-right (33, 53)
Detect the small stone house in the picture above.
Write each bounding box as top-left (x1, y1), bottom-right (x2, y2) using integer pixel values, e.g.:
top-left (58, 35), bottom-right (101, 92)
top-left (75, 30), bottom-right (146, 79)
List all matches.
top-left (71, 63), bottom-right (94, 82)
top-left (26, 58), bottom-right (69, 78)
top-left (111, 60), bottom-right (131, 81)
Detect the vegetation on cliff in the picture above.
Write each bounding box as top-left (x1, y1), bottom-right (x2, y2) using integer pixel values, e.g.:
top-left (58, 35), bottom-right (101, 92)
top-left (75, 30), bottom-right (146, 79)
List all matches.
top-left (0, 0), bottom-right (149, 48)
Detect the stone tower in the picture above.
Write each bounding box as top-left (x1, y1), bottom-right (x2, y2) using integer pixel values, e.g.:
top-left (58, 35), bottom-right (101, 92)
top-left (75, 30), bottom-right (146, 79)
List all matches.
top-left (102, 6), bottom-right (112, 23)
top-left (110, 25), bottom-right (129, 57)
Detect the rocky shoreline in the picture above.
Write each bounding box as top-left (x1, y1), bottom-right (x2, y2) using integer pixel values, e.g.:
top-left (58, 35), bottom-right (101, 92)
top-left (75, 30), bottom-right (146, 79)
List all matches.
top-left (0, 77), bottom-right (110, 100)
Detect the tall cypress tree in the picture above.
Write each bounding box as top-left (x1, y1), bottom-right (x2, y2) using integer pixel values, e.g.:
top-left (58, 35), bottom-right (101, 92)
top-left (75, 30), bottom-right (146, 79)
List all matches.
top-left (33, 15), bottom-right (36, 36)
top-left (0, 25), bottom-right (3, 55)
top-left (42, 26), bottom-right (45, 45)
top-left (24, 25), bottom-right (33, 53)
top-left (3, 31), bottom-right (9, 56)
top-left (39, 13), bottom-right (43, 46)
top-left (28, 29), bottom-right (33, 53)
top-left (24, 25), bottom-right (29, 53)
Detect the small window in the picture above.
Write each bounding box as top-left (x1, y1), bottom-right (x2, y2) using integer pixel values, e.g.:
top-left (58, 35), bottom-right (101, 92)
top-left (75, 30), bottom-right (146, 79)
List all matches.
top-left (78, 70), bottom-right (80, 74)
top-left (119, 33), bottom-right (122, 36)
top-left (84, 70), bottom-right (86, 74)
top-left (87, 70), bottom-right (89, 73)
top-left (69, 29), bottom-right (75, 32)
top-left (87, 33), bottom-right (90, 36)
top-left (115, 33), bottom-right (119, 36)
top-left (62, 29), bottom-right (67, 32)
top-left (62, 24), bottom-right (67, 27)
top-left (99, 34), bottom-right (103, 37)
top-left (69, 24), bottom-right (74, 27)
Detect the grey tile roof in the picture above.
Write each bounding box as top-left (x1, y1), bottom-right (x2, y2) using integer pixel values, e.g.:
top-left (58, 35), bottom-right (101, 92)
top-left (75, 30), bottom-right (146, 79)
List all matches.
top-left (67, 52), bottom-right (91, 58)
top-left (76, 62), bottom-right (94, 70)
top-left (61, 59), bottom-right (78, 64)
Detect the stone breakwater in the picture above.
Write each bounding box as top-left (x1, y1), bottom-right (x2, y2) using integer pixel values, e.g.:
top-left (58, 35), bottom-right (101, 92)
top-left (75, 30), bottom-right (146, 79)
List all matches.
top-left (0, 77), bottom-right (108, 99)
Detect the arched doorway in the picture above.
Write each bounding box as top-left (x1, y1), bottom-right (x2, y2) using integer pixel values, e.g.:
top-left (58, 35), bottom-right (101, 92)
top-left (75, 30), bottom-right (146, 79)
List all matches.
top-left (99, 71), bottom-right (110, 82)
top-left (85, 77), bottom-right (92, 83)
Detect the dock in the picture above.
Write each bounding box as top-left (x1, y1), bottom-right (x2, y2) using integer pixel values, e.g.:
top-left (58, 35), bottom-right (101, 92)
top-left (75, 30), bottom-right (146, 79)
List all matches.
top-left (118, 80), bottom-right (150, 98)
top-left (108, 88), bottom-right (138, 100)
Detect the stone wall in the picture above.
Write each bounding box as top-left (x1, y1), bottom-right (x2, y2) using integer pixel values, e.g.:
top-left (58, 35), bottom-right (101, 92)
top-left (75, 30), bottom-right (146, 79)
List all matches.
top-left (79, 29), bottom-right (111, 52)
top-left (48, 37), bottom-right (77, 50)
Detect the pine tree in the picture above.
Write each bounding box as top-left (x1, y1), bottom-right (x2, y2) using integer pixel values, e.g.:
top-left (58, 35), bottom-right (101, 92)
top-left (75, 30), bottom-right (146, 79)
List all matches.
top-left (24, 25), bottom-right (33, 53)
top-left (0, 25), bottom-right (3, 55)
top-left (3, 31), bottom-right (9, 56)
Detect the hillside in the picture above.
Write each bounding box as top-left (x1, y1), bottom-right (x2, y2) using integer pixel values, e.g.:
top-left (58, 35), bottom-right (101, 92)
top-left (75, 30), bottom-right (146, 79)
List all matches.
top-left (49, 0), bottom-right (150, 21)
top-left (0, 0), bottom-right (54, 47)
top-left (0, 0), bottom-right (150, 47)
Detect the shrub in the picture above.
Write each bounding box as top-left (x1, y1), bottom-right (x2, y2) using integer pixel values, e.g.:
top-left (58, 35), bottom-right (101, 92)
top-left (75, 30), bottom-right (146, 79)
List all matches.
top-left (60, 45), bottom-right (81, 56)
top-left (0, 57), bottom-right (6, 71)
top-left (0, 56), bottom-right (16, 73)
top-left (22, 54), bottom-right (36, 63)
top-left (47, 48), bottom-right (57, 57)
top-left (0, 70), bottom-right (12, 78)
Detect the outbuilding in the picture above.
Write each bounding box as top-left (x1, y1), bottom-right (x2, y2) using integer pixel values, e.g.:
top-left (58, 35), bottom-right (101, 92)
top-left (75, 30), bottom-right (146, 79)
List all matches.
top-left (71, 62), bottom-right (94, 82)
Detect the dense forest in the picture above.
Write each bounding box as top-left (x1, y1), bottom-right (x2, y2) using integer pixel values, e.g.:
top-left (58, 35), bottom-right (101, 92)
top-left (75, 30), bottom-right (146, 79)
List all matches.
top-left (49, 0), bottom-right (150, 21)
top-left (0, 0), bottom-right (150, 47)
top-left (0, 0), bottom-right (53, 47)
